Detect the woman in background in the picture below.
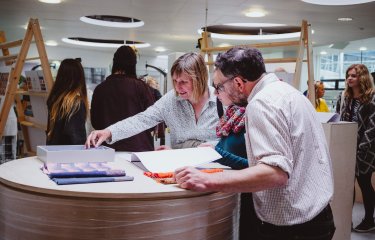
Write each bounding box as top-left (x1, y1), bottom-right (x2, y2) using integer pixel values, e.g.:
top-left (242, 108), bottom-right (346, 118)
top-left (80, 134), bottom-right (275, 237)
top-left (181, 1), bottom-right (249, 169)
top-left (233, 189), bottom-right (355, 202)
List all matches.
top-left (46, 58), bottom-right (89, 145)
top-left (86, 52), bottom-right (219, 150)
top-left (336, 64), bottom-right (375, 233)
top-left (314, 81), bottom-right (329, 112)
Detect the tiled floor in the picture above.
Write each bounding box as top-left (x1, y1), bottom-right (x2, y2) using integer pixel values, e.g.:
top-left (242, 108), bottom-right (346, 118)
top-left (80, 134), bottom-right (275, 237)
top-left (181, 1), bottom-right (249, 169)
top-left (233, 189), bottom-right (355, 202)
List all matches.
top-left (351, 203), bottom-right (375, 240)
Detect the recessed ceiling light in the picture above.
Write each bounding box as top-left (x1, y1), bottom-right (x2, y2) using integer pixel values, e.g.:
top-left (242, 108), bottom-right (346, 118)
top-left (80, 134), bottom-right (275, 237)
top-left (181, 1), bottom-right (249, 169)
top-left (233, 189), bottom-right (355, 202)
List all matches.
top-left (338, 17), bottom-right (353, 21)
top-left (80, 15), bottom-right (144, 28)
top-left (45, 40), bottom-right (58, 46)
top-left (224, 23), bottom-right (286, 27)
top-left (154, 47), bottom-right (166, 52)
top-left (328, 44), bottom-right (334, 48)
top-left (38, 0), bottom-right (62, 3)
top-left (359, 47), bottom-right (367, 51)
top-left (62, 37), bottom-right (150, 48)
top-left (245, 9), bottom-right (266, 17)
top-left (320, 51), bottom-right (328, 55)
top-left (301, 0), bottom-right (373, 5)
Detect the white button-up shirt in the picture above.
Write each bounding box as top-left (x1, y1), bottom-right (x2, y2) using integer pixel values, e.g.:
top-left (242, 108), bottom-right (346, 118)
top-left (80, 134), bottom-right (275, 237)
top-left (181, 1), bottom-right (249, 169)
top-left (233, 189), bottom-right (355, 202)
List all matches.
top-left (107, 87), bottom-right (219, 149)
top-left (245, 73), bottom-right (334, 225)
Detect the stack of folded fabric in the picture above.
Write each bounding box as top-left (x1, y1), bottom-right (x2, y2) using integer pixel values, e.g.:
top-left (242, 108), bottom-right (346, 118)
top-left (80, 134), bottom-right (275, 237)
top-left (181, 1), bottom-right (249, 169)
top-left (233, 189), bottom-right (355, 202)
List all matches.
top-left (41, 162), bottom-right (134, 185)
top-left (144, 168), bottom-right (223, 184)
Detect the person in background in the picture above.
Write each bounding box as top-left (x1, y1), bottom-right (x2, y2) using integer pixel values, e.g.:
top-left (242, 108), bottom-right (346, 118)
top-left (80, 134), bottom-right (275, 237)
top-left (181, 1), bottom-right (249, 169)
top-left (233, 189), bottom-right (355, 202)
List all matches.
top-left (175, 47), bottom-right (335, 240)
top-left (145, 76), bottom-right (162, 101)
top-left (314, 81), bottom-right (330, 112)
top-left (144, 76), bottom-right (166, 145)
top-left (46, 58), bottom-right (89, 145)
top-left (90, 45), bottom-right (155, 152)
top-left (86, 52), bottom-right (219, 150)
top-left (336, 64), bottom-right (375, 233)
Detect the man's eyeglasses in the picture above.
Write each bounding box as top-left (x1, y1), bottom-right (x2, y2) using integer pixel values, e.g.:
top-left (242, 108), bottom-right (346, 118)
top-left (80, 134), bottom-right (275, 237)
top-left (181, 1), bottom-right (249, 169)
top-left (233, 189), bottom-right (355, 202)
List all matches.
top-left (213, 76), bottom-right (235, 93)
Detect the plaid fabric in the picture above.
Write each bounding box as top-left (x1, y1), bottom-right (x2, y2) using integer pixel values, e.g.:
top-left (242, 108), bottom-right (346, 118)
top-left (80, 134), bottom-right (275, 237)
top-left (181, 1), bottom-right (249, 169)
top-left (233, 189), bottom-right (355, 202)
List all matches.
top-left (0, 136), bottom-right (16, 164)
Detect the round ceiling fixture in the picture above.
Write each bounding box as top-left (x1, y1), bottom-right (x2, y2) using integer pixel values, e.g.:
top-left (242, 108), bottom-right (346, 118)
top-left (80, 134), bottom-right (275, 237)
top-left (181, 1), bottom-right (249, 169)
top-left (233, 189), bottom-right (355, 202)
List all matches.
top-left (62, 37), bottom-right (150, 48)
top-left (38, 0), bottom-right (61, 4)
top-left (338, 17), bottom-right (353, 21)
top-left (80, 15), bottom-right (144, 28)
top-left (198, 24), bottom-right (301, 40)
top-left (301, 0), bottom-right (374, 5)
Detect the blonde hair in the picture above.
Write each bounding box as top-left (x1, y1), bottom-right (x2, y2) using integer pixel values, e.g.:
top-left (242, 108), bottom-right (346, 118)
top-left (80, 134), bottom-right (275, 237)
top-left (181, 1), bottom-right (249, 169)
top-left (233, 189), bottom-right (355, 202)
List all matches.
top-left (314, 81), bottom-right (324, 106)
top-left (344, 64), bottom-right (374, 104)
top-left (145, 76), bottom-right (159, 90)
top-left (170, 53), bottom-right (208, 103)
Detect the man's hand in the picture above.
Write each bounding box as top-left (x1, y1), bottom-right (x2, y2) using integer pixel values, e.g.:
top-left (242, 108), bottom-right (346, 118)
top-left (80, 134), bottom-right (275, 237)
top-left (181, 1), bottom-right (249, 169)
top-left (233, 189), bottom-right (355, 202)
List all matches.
top-left (85, 129), bottom-right (112, 149)
top-left (174, 166), bottom-right (214, 192)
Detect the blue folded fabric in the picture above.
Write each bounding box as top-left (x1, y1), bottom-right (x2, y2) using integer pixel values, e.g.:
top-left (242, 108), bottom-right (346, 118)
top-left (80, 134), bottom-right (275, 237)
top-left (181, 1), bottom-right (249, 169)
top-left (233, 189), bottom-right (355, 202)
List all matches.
top-left (51, 176), bottom-right (134, 185)
top-left (48, 170), bottom-right (125, 178)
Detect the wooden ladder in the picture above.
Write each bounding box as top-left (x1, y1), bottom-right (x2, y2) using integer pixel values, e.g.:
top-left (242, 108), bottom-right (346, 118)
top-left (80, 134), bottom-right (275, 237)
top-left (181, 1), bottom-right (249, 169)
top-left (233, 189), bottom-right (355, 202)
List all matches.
top-left (0, 18), bottom-right (54, 156)
top-left (200, 20), bottom-right (316, 107)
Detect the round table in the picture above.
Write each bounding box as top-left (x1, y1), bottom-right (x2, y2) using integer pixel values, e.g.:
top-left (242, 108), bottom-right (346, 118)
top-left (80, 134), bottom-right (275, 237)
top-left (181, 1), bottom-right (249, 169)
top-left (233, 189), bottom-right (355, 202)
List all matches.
top-left (0, 155), bottom-right (239, 240)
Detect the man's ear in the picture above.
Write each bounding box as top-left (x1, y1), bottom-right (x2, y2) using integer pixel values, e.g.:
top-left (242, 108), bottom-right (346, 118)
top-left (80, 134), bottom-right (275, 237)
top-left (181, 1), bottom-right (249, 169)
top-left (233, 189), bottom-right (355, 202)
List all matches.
top-left (233, 77), bottom-right (245, 92)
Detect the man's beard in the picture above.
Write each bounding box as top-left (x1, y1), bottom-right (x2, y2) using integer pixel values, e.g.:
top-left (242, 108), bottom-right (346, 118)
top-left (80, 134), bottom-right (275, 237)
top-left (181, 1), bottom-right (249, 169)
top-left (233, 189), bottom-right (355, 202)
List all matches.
top-left (227, 87), bottom-right (248, 107)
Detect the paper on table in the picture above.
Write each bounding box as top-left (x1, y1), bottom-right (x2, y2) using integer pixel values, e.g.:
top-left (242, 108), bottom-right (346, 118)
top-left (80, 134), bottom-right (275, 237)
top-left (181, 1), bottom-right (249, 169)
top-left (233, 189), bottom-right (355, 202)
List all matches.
top-left (316, 112), bottom-right (340, 123)
top-left (123, 147), bottom-right (222, 172)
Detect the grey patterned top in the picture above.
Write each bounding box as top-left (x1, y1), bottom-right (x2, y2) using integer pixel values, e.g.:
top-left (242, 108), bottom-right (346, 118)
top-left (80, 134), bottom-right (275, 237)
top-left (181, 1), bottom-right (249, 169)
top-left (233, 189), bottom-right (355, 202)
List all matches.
top-left (107, 87), bottom-right (219, 149)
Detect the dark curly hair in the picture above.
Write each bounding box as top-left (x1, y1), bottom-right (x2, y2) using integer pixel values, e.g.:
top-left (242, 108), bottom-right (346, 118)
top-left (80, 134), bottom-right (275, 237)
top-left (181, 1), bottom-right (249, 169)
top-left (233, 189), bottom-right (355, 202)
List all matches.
top-left (214, 47), bottom-right (266, 82)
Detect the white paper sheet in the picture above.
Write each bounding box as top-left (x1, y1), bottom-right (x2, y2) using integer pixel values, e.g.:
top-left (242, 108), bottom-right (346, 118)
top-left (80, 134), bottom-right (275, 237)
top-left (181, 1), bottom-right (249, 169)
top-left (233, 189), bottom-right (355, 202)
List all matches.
top-left (122, 147), bottom-right (222, 172)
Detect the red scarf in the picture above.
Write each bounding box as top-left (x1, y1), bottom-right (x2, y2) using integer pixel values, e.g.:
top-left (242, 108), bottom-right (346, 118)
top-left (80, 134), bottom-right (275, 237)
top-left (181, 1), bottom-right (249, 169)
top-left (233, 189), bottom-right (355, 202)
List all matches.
top-left (216, 105), bottom-right (246, 137)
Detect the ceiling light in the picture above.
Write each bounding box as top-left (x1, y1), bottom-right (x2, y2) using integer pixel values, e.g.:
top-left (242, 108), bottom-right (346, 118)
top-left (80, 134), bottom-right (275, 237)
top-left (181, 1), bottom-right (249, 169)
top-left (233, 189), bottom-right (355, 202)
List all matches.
top-left (157, 55), bottom-right (168, 59)
top-left (38, 0), bottom-right (61, 3)
top-left (154, 47), bottom-right (166, 52)
top-left (311, 29), bottom-right (315, 34)
top-left (245, 10), bottom-right (266, 18)
top-left (217, 43), bottom-right (231, 48)
top-left (328, 44), bottom-right (334, 48)
top-left (45, 40), bottom-right (58, 46)
top-left (80, 15), bottom-right (144, 28)
top-left (62, 37), bottom-right (150, 48)
top-left (320, 51), bottom-right (328, 55)
top-left (197, 29), bottom-right (300, 40)
top-left (359, 47), bottom-right (367, 51)
top-left (301, 0), bottom-right (373, 5)
top-left (338, 17), bottom-right (353, 21)
top-left (224, 23), bottom-right (286, 27)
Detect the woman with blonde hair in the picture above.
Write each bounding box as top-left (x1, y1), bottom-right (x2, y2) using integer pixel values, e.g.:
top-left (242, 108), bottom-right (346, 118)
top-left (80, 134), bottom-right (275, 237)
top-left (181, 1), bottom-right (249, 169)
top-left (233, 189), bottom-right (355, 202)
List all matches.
top-left (314, 81), bottom-right (329, 112)
top-left (86, 52), bottom-right (219, 149)
top-left (336, 63), bottom-right (375, 232)
top-left (46, 58), bottom-right (89, 145)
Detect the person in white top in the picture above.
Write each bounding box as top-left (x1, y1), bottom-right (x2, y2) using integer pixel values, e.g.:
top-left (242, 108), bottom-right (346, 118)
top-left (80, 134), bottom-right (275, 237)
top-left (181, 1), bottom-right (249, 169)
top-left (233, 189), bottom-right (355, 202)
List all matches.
top-left (85, 52), bottom-right (219, 150)
top-left (175, 47), bottom-right (335, 239)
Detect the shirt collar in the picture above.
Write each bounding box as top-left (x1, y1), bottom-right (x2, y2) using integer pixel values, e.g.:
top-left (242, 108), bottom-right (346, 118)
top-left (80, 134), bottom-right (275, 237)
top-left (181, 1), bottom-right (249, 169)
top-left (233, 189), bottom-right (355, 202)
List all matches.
top-left (247, 73), bottom-right (279, 102)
